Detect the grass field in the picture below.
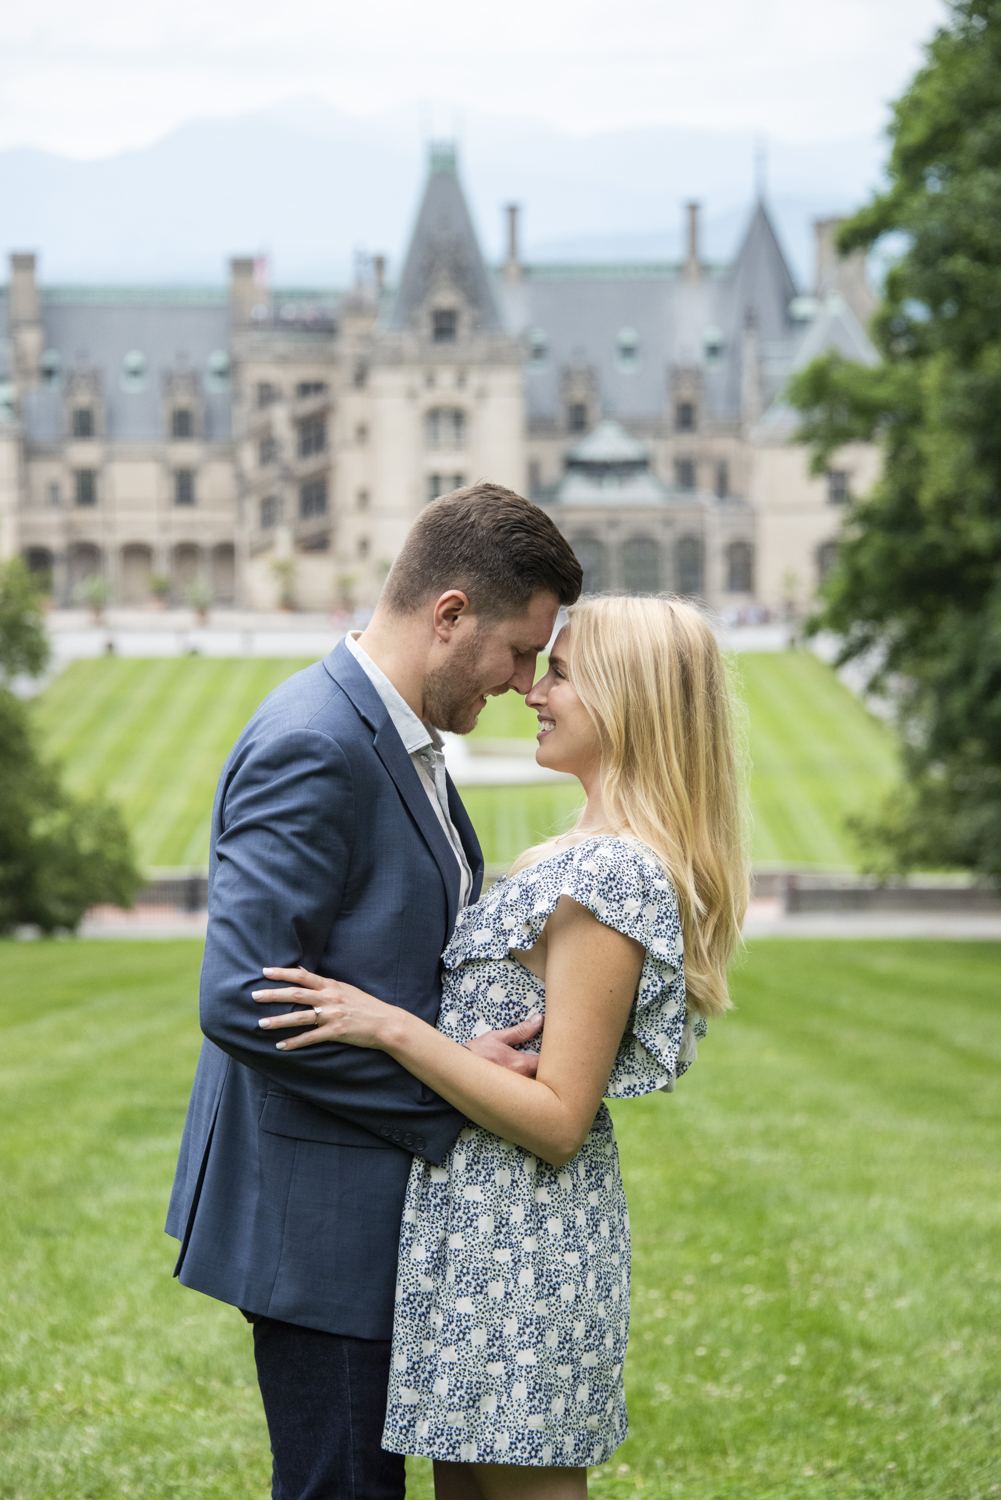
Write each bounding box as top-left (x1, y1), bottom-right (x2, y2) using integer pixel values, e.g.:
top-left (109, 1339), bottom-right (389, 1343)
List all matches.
top-left (1, 938), bottom-right (997, 1499)
top-left (33, 650), bottom-right (899, 871)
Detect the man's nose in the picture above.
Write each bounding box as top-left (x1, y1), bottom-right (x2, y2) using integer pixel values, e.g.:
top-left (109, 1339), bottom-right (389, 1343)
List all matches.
top-left (507, 659), bottom-right (538, 694)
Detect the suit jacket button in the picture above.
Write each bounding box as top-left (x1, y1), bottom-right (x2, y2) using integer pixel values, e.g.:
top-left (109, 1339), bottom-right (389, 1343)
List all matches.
top-left (379, 1127), bottom-right (391, 1139)
top-left (415, 1136), bottom-right (426, 1151)
top-left (392, 1130), bottom-right (402, 1144)
top-left (403, 1132), bottom-right (414, 1147)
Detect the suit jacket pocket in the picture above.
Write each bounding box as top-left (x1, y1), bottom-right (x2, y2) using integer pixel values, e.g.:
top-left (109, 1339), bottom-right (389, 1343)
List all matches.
top-left (259, 1091), bottom-right (396, 1150)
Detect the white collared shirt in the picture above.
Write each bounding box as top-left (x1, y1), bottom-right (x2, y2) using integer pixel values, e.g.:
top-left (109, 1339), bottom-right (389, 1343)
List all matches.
top-left (345, 631), bottom-right (472, 910)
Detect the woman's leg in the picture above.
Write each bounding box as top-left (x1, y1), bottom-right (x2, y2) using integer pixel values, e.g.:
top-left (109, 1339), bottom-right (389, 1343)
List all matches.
top-left (434, 1459), bottom-right (483, 1499)
top-left (471, 1463), bottom-right (587, 1499)
top-left (433, 1460), bottom-right (587, 1499)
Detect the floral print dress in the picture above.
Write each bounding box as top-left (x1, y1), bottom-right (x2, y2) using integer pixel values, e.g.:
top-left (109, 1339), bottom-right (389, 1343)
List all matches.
top-left (381, 835), bottom-right (704, 1468)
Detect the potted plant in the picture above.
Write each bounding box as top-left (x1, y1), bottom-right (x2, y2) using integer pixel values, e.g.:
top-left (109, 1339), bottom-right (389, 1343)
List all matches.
top-left (76, 575), bottom-right (111, 624)
top-left (187, 579), bottom-right (212, 625)
top-left (270, 557), bottom-right (296, 611)
top-left (149, 574), bottom-right (171, 609)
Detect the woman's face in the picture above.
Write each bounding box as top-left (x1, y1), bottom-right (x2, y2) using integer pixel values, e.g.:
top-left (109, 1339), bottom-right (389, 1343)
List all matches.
top-left (525, 628), bottom-right (602, 780)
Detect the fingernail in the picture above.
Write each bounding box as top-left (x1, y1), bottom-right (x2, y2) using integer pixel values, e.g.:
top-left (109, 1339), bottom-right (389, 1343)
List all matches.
top-left (276, 1041), bottom-right (286, 1050)
top-left (263, 968), bottom-right (275, 974)
top-left (259, 1019), bottom-right (270, 1028)
top-left (252, 990), bottom-right (263, 998)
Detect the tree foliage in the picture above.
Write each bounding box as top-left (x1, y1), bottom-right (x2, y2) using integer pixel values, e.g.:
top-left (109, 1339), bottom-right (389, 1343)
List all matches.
top-left (787, 1), bottom-right (1001, 876)
top-left (0, 561), bottom-right (142, 933)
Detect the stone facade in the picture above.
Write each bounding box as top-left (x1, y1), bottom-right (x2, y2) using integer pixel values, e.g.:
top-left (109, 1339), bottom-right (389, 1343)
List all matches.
top-left (0, 143), bottom-right (879, 616)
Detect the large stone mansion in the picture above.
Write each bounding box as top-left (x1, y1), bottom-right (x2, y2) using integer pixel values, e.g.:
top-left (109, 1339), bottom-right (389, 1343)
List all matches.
top-left (0, 142), bottom-right (880, 615)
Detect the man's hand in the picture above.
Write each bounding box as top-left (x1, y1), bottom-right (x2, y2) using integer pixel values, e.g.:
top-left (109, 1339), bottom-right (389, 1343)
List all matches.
top-left (464, 1015), bottom-right (542, 1076)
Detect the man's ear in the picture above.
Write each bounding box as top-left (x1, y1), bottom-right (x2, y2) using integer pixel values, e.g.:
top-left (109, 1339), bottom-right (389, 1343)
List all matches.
top-left (431, 590), bottom-right (472, 643)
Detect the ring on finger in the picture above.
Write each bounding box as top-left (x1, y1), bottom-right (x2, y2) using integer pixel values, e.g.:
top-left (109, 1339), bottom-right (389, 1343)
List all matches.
top-left (313, 1006), bottom-right (324, 1026)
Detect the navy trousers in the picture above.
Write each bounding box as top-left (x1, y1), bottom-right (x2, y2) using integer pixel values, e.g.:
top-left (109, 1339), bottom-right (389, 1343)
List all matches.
top-left (251, 1316), bottom-right (405, 1500)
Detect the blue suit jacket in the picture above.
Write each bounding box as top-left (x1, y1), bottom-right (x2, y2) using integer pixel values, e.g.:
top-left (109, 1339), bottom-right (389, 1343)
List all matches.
top-left (166, 642), bottom-right (482, 1339)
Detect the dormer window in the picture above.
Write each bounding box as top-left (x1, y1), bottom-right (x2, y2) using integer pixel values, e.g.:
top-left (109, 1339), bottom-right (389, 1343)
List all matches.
top-left (172, 408), bottom-right (193, 439)
top-left (121, 350), bottom-right (147, 393)
top-left (616, 326), bottom-right (639, 371)
top-left (72, 408), bottom-right (94, 438)
top-left (529, 328), bottom-right (548, 364)
top-left (426, 408), bottom-right (466, 449)
top-left (41, 350), bottom-right (61, 386)
top-left (568, 403), bottom-right (588, 434)
top-left (675, 401), bottom-right (695, 433)
top-left (206, 351), bottom-right (230, 393)
top-left (433, 309), bottom-right (457, 343)
top-left (703, 326), bottom-right (724, 365)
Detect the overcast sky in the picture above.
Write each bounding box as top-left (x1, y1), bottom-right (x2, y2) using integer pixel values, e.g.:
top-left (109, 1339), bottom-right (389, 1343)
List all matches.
top-left (1, 0), bottom-right (945, 160)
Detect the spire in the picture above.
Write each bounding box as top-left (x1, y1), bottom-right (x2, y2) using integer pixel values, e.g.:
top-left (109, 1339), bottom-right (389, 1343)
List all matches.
top-left (387, 142), bottom-right (501, 334)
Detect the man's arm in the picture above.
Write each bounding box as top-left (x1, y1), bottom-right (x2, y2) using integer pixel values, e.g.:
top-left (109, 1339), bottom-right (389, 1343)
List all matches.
top-left (199, 726), bottom-right (465, 1165)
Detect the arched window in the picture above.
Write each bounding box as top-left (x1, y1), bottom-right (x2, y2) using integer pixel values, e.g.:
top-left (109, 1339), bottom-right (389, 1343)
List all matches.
top-left (725, 540), bottom-right (754, 593)
top-left (573, 535), bottom-right (606, 594)
top-left (621, 536), bottom-right (660, 594)
top-left (68, 542), bottom-right (103, 590)
top-left (425, 408), bottom-right (466, 449)
top-left (676, 535), bottom-right (704, 596)
top-left (816, 539), bottom-right (839, 580)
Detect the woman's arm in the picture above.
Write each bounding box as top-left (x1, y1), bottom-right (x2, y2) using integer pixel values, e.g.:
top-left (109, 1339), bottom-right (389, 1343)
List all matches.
top-left (253, 897), bottom-right (644, 1168)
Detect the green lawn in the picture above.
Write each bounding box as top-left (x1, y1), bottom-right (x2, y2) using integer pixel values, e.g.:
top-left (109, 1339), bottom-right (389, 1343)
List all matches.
top-left (1, 939), bottom-right (997, 1499)
top-left (33, 651), bottom-right (899, 871)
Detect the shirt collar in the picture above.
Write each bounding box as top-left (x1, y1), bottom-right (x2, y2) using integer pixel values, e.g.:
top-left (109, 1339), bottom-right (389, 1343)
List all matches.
top-left (345, 631), bottom-right (443, 756)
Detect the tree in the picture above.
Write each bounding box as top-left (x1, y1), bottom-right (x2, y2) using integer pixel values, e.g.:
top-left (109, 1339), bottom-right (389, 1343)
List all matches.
top-left (787, 0), bottom-right (1001, 877)
top-left (0, 559), bottom-right (142, 932)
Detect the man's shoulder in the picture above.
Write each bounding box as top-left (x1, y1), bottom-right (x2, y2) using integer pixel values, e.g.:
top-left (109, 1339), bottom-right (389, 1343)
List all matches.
top-left (238, 657), bottom-right (367, 755)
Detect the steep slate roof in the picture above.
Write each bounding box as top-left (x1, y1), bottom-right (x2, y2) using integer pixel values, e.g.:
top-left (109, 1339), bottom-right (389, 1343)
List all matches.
top-left (14, 292), bottom-right (233, 443)
top-left (503, 197), bottom-right (803, 426)
top-left (387, 143), bottom-right (501, 334)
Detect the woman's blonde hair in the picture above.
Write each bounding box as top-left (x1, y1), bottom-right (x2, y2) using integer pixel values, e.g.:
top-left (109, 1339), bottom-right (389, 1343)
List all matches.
top-left (511, 596), bottom-right (749, 1017)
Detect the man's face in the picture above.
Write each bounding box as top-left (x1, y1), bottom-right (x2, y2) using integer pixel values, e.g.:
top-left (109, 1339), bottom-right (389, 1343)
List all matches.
top-left (423, 591), bottom-right (560, 734)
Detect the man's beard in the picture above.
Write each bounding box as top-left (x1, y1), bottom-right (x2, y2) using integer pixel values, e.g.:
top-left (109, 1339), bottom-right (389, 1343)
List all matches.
top-left (423, 628), bottom-right (489, 734)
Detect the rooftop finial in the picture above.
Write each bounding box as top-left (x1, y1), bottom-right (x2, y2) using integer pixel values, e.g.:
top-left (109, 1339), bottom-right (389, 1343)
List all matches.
top-left (754, 134), bottom-right (768, 200)
top-left (429, 140), bottom-right (457, 175)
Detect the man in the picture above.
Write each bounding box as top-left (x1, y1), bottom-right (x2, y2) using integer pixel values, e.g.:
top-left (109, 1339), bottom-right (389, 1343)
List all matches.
top-left (167, 484), bottom-right (582, 1499)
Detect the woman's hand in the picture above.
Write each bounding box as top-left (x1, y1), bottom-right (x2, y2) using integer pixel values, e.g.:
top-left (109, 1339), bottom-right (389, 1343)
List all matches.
top-left (253, 967), bottom-right (399, 1053)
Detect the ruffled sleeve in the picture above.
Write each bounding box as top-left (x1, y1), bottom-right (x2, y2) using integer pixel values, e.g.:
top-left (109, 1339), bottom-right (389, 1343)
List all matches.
top-left (443, 836), bottom-right (704, 1097)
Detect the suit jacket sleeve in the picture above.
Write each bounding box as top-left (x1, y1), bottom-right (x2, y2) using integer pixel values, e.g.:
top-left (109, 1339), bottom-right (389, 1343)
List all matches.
top-left (198, 726), bottom-right (465, 1166)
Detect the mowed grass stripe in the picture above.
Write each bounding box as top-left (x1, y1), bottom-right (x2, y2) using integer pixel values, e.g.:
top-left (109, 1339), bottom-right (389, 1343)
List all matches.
top-left (33, 651), bottom-right (902, 871)
top-left (134, 660), bottom-right (293, 867)
top-left (36, 657), bottom-right (315, 867)
top-left (738, 653), bottom-right (899, 867)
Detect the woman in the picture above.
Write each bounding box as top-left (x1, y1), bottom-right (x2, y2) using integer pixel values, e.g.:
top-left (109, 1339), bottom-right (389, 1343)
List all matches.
top-left (254, 596), bottom-right (748, 1498)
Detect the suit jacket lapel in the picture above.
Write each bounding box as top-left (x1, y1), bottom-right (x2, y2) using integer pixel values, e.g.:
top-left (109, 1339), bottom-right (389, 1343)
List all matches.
top-left (324, 642), bottom-right (464, 932)
top-left (447, 775), bottom-right (485, 904)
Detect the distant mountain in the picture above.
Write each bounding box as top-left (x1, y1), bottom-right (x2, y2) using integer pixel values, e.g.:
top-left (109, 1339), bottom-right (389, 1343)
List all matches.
top-left (0, 98), bottom-right (887, 289)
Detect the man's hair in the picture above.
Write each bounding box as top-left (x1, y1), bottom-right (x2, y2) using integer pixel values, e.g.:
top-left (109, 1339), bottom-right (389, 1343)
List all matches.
top-left (381, 482), bottom-right (582, 619)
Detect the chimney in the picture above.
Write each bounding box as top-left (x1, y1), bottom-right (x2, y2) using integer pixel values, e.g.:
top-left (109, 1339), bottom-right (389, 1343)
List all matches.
top-left (814, 218), bottom-right (877, 327)
top-left (9, 252), bottom-right (43, 383)
top-left (684, 203), bottom-right (700, 284)
top-left (230, 256), bottom-right (258, 325)
top-left (374, 255), bottom-right (386, 297)
top-left (504, 203), bottom-right (521, 286)
top-left (10, 253), bottom-right (40, 324)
